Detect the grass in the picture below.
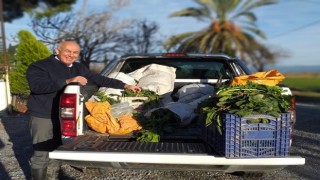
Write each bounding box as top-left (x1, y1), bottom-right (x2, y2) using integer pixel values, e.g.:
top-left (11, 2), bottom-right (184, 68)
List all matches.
top-left (283, 73), bottom-right (320, 103)
top-left (283, 73), bottom-right (320, 93)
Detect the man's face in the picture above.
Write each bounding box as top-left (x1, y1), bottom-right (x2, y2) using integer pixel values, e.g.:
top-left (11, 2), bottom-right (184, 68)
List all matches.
top-left (55, 42), bottom-right (80, 66)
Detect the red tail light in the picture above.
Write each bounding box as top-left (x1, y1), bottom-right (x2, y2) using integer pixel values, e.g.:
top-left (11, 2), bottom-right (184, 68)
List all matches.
top-left (290, 97), bottom-right (296, 110)
top-left (60, 93), bottom-right (77, 136)
top-left (289, 97), bottom-right (296, 145)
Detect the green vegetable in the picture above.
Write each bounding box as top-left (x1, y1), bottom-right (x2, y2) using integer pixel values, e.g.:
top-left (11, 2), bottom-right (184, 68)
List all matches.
top-left (122, 89), bottom-right (158, 98)
top-left (122, 89), bottom-right (161, 111)
top-left (136, 130), bottom-right (160, 142)
top-left (198, 81), bottom-right (293, 134)
top-left (248, 118), bottom-right (269, 124)
top-left (123, 89), bottom-right (177, 142)
top-left (133, 108), bottom-right (180, 142)
top-left (137, 109), bottom-right (180, 134)
top-left (93, 91), bottom-right (120, 104)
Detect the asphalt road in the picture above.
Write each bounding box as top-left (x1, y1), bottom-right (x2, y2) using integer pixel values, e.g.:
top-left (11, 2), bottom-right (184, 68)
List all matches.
top-left (0, 102), bottom-right (319, 180)
top-left (284, 102), bottom-right (320, 179)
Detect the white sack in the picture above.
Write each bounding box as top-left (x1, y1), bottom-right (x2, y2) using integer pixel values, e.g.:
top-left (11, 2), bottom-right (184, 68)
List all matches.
top-left (129, 64), bottom-right (176, 95)
top-left (107, 72), bottom-right (137, 85)
top-left (97, 87), bottom-right (122, 100)
top-left (175, 84), bottom-right (214, 103)
top-left (188, 94), bottom-right (211, 109)
top-left (97, 72), bottom-right (136, 100)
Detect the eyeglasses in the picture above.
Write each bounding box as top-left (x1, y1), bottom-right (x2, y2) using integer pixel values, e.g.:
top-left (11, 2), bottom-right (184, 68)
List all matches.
top-left (59, 49), bottom-right (80, 56)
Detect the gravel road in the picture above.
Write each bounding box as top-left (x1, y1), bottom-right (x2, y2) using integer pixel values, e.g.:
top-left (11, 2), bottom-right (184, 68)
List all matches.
top-left (0, 102), bottom-right (319, 180)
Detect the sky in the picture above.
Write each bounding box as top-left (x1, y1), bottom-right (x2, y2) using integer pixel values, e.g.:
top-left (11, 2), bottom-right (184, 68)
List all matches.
top-left (4, 0), bottom-right (320, 67)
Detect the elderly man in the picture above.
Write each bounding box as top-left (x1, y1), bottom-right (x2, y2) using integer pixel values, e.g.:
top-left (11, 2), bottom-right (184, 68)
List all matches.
top-left (26, 40), bottom-right (141, 180)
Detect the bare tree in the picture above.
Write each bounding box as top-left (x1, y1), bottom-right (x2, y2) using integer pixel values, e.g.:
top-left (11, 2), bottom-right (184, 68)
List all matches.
top-left (31, 0), bottom-right (130, 68)
top-left (119, 19), bottom-right (163, 54)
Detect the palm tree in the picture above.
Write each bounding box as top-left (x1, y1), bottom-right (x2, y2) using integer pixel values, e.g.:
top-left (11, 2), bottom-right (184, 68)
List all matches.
top-left (165, 0), bottom-right (278, 65)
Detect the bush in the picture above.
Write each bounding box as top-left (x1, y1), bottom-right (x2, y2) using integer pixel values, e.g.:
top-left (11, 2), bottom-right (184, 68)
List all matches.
top-left (9, 30), bottom-right (51, 96)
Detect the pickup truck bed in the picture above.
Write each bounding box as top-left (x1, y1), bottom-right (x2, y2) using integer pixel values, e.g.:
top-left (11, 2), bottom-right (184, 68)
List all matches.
top-left (51, 134), bottom-right (304, 172)
top-left (49, 53), bottom-right (305, 176)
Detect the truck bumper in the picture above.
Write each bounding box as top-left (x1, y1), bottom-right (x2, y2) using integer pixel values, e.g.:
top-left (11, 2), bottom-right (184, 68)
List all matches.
top-left (49, 151), bottom-right (305, 172)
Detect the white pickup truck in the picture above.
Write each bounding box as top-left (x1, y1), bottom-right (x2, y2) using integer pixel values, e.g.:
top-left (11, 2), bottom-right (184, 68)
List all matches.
top-left (49, 53), bottom-right (305, 177)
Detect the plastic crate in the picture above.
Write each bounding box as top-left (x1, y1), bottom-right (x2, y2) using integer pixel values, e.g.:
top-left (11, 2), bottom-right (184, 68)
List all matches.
top-left (203, 113), bottom-right (291, 158)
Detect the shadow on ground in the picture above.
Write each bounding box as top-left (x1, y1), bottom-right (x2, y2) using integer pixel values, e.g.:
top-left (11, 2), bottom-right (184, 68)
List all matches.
top-left (0, 112), bottom-right (79, 180)
top-left (0, 113), bottom-right (32, 180)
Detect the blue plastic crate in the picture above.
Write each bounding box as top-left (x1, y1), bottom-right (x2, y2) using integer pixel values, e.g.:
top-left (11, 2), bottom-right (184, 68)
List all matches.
top-left (204, 113), bottom-right (291, 158)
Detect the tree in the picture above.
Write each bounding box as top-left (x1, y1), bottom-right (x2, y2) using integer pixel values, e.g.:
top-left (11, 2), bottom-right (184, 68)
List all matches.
top-left (164, 0), bottom-right (278, 68)
top-left (9, 30), bottom-right (51, 95)
top-left (248, 42), bottom-right (289, 71)
top-left (31, 0), bottom-right (131, 68)
top-left (3, 0), bottom-right (76, 22)
top-left (120, 19), bottom-right (163, 54)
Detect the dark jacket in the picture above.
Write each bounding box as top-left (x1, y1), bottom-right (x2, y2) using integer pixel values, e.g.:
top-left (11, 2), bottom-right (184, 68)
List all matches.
top-left (26, 55), bottom-right (125, 118)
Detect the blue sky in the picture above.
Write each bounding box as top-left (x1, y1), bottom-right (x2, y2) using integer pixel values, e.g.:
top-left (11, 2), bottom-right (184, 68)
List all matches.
top-left (4, 0), bottom-right (320, 66)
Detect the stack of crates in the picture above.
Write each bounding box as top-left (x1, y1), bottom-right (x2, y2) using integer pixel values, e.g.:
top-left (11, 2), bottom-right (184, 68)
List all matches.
top-left (203, 113), bottom-right (291, 158)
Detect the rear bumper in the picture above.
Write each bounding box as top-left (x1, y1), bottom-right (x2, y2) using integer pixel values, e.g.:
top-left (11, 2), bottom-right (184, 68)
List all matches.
top-left (49, 151), bottom-right (305, 172)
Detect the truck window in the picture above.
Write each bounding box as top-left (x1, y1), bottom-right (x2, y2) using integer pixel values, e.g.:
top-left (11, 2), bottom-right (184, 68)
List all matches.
top-left (120, 58), bottom-right (234, 79)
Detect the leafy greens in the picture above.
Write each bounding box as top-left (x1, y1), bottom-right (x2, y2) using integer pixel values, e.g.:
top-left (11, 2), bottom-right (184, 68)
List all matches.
top-left (198, 82), bottom-right (293, 134)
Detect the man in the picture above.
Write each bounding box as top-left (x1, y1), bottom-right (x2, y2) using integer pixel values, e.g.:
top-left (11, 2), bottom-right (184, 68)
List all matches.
top-left (26, 41), bottom-right (141, 180)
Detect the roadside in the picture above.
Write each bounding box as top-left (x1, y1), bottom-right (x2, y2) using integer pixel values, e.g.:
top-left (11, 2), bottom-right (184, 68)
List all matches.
top-left (0, 113), bottom-right (32, 180)
top-left (293, 90), bottom-right (320, 104)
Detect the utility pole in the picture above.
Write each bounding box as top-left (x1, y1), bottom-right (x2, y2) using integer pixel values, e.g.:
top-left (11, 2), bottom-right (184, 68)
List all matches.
top-left (0, 0), bottom-right (12, 112)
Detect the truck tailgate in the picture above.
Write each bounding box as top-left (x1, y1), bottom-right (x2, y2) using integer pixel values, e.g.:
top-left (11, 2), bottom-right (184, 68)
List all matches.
top-left (49, 135), bottom-right (305, 167)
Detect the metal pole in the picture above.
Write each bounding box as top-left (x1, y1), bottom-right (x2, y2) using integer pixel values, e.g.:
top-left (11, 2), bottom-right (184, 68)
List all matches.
top-left (0, 0), bottom-right (12, 112)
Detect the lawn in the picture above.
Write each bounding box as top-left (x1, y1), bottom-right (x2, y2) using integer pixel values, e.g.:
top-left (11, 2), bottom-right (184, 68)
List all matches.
top-left (283, 73), bottom-right (320, 93)
top-left (282, 73), bottom-right (320, 103)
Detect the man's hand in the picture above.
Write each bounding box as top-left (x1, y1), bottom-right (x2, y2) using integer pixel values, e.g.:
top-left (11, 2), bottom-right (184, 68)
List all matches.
top-left (124, 84), bottom-right (141, 93)
top-left (66, 76), bottom-right (88, 86)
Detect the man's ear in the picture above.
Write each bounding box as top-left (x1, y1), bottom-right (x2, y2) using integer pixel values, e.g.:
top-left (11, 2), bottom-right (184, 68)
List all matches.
top-left (54, 48), bottom-right (60, 55)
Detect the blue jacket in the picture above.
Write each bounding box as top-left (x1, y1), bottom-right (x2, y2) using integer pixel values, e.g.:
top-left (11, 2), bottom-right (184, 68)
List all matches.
top-left (26, 55), bottom-right (125, 118)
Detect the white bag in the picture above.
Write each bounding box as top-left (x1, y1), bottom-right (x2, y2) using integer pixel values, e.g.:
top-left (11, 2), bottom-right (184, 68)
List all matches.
top-left (165, 102), bottom-right (196, 127)
top-left (98, 87), bottom-right (123, 100)
top-left (111, 102), bottom-right (133, 118)
top-left (128, 64), bottom-right (176, 95)
top-left (97, 72), bottom-right (136, 100)
top-left (175, 84), bottom-right (214, 103)
top-left (107, 72), bottom-right (137, 85)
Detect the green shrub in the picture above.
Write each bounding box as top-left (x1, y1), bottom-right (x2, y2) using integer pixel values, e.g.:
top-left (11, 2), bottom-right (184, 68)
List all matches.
top-left (9, 30), bottom-right (51, 96)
